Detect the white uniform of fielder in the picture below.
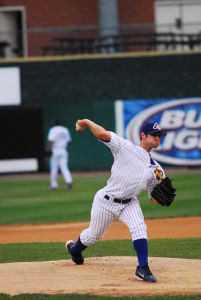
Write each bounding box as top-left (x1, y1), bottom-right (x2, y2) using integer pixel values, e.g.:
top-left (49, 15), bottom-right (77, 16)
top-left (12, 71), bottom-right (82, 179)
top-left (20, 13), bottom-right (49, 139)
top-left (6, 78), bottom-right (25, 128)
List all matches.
top-left (47, 122), bottom-right (72, 189)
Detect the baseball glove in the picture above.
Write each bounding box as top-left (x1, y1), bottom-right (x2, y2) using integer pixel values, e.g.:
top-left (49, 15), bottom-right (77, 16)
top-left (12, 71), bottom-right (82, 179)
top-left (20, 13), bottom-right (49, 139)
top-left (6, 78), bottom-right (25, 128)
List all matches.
top-left (151, 177), bottom-right (176, 207)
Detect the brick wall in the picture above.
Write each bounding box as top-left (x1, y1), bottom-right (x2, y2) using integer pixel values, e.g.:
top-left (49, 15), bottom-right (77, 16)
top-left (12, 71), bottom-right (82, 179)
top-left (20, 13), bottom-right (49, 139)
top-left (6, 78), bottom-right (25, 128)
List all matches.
top-left (0, 0), bottom-right (154, 26)
top-left (0, 0), bottom-right (155, 55)
top-left (118, 0), bottom-right (154, 24)
top-left (0, 0), bottom-right (99, 55)
top-left (0, 0), bottom-right (99, 27)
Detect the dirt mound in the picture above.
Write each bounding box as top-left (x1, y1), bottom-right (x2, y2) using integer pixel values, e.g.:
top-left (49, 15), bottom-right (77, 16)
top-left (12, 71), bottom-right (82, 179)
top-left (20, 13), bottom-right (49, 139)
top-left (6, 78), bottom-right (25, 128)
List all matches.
top-left (0, 256), bottom-right (200, 296)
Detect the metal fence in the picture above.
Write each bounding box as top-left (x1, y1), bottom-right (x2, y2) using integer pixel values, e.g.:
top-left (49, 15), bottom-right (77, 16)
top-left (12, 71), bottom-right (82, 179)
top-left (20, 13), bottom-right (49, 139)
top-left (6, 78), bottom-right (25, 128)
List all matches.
top-left (1, 22), bottom-right (201, 58)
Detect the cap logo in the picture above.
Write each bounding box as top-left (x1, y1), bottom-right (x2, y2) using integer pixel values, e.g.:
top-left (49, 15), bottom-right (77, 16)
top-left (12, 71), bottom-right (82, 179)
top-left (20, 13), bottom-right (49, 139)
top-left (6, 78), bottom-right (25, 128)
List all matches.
top-left (153, 123), bottom-right (161, 130)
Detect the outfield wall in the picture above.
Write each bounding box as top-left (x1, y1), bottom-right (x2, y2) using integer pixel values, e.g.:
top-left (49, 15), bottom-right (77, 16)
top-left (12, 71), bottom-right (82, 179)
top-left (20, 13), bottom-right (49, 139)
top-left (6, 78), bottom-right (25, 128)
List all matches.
top-left (0, 51), bottom-right (201, 171)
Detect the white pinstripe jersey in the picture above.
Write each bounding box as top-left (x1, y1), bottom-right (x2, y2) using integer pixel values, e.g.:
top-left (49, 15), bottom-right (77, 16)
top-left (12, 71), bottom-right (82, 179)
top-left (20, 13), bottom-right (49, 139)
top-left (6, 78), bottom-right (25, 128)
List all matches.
top-left (101, 132), bottom-right (165, 200)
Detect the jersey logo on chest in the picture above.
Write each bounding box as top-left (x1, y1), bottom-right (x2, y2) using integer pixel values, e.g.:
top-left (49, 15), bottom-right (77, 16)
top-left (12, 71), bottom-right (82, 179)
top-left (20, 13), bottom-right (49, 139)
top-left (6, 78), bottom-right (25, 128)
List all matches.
top-left (154, 168), bottom-right (163, 181)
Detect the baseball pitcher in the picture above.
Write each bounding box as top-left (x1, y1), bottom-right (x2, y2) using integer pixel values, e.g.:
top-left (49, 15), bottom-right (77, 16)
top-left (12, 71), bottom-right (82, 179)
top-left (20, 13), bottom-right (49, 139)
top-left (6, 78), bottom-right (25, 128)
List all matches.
top-left (66, 119), bottom-right (176, 282)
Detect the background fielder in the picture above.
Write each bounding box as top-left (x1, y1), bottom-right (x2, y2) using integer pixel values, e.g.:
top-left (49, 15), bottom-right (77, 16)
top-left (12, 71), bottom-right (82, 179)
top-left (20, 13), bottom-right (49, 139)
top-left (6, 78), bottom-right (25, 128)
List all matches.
top-left (47, 119), bottom-right (72, 190)
top-left (66, 118), bottom-right (175, 282)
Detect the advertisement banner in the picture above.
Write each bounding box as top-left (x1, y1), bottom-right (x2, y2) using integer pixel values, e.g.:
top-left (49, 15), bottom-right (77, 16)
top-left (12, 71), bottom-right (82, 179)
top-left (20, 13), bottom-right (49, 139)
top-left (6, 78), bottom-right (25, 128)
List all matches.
top-left (115, 98), bottom-right (201, 166)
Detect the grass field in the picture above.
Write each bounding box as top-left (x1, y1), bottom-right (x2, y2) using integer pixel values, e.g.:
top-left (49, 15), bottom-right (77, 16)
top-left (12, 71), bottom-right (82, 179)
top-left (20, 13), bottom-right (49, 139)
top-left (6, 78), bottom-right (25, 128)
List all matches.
top-left (0, 172), bottom-right (200, 224)
top-left (0, 238), bottom-right (200, 263)
top-left (0, 172), bottom-right (201, 300)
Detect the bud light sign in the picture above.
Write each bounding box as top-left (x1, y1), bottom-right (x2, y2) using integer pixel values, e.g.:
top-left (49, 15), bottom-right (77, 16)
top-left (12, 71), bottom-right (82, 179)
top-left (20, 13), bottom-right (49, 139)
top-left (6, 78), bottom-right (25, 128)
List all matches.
top-left (115, 98), bottom-right (201, 166)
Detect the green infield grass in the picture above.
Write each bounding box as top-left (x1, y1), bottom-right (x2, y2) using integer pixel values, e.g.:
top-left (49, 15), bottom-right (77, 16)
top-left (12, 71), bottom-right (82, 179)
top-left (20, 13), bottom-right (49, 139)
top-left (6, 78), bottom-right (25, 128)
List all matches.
top-left (0, 172), bottom-right (200, 224)
top-left (0, 238), bottom-right (200, 263)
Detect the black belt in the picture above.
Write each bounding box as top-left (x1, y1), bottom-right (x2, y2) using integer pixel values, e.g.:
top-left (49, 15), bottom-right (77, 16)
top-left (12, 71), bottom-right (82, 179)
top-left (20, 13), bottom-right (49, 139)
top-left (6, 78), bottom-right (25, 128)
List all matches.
top-left (104, 194), bottom-right (132, 204)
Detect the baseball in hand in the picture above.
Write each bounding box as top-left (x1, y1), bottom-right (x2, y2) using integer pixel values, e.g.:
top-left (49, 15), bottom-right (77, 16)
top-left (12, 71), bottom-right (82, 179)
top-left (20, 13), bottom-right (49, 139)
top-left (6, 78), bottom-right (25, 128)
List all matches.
top-left (76, 120), bottom-right (84, 131)
top-left (76, 122), bottom-right (80, 131)
top-left (76, 119), bottom-right (87, 132)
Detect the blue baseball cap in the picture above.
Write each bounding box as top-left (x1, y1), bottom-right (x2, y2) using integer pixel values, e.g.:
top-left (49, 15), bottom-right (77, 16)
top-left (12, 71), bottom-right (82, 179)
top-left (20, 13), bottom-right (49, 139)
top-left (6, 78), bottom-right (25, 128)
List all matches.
top-left (54, 118), bottom-right (62, 125)
top-left (141, 122), bottom-right (166, 136)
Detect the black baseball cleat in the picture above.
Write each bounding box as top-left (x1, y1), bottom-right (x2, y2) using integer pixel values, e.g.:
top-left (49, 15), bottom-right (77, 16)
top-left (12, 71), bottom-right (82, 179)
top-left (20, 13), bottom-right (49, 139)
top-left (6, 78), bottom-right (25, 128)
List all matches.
top-left (66, 183), bottom-right (72, 189)
top-left (65, 240), bottom-right (84, 265)
top-left (135, 264), bottom-right (157, 282)
top-left (50, 187), bottom-right (57, 191)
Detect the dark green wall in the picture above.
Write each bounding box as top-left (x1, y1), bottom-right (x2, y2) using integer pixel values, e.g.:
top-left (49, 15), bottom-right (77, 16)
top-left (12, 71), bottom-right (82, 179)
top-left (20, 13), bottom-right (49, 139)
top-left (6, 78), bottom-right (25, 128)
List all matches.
top-left (1, 52), bottom-right (201, 170)
top-left (1, 53), bottom-right (201, 105)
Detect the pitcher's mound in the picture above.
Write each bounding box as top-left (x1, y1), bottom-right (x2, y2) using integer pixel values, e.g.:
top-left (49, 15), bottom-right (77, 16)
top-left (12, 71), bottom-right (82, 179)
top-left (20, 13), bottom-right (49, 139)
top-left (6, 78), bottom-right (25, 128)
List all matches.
top-left (0, 256), bottom-right (200, 296)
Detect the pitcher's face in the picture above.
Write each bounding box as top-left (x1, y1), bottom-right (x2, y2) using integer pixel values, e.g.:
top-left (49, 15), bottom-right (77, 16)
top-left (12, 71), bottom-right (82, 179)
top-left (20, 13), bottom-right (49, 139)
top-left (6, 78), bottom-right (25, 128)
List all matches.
top-left (140, 132), bottom-right (161, 151)
top-left (146, 133), bottom-right (161, 148)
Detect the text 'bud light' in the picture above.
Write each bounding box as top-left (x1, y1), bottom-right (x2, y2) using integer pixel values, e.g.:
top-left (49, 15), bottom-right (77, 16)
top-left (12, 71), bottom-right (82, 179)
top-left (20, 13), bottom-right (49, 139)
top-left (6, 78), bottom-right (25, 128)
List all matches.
top-left (115, 98), bottom-right (201, 166)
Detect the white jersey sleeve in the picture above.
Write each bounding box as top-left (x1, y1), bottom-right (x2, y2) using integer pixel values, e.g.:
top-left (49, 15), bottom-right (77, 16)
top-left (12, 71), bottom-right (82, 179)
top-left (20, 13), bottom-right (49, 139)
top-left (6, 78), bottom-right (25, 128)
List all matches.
top-left (100, 132), bottom-right (131, 155)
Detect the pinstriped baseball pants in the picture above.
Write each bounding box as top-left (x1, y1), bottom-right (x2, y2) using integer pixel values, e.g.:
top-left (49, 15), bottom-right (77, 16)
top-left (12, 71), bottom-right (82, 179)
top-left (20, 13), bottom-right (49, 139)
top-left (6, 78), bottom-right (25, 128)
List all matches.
top-left (80, 188), bottom-right (147, 246)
